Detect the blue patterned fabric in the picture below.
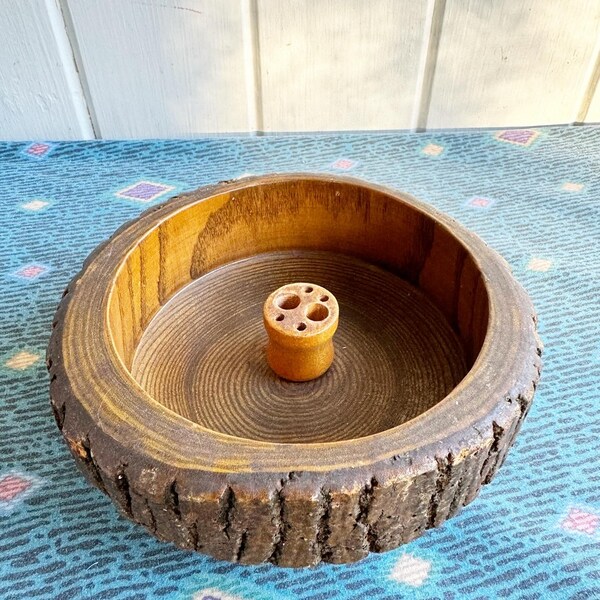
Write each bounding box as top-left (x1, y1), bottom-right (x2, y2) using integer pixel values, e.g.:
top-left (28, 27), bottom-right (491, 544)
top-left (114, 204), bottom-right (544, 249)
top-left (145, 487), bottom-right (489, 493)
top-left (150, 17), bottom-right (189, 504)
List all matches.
top-left (1, 128), bottom-right (599, 600)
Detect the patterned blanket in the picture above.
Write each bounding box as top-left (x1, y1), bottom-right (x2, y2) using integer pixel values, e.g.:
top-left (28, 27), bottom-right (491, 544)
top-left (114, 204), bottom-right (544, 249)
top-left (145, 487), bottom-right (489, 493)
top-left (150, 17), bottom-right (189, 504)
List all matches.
top-left (1, 127), bottom-right (599, 599)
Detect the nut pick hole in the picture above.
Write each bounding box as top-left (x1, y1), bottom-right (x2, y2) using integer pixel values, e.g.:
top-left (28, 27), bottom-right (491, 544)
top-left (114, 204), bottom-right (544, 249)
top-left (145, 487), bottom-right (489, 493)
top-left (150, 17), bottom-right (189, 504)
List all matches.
top-left (276, 293), bottom-right (301, 310)
top-left (306, 303), bottom-right (329, 322)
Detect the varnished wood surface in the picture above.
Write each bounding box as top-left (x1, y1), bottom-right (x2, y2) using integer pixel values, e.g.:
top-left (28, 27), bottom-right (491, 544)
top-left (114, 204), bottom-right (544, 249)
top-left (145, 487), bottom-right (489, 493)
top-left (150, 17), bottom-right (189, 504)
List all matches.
top-left (132, 251), bottom-right (467, 443)
top-left (48, 174), bottom-right (542, 566)
top-left (263, 281), bottom-right (339, 382)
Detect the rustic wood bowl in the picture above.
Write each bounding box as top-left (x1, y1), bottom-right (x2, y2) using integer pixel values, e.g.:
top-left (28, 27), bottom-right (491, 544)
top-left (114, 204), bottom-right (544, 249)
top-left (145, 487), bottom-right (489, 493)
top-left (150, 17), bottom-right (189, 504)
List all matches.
top-left (47, 174), bottom-right (542, 567)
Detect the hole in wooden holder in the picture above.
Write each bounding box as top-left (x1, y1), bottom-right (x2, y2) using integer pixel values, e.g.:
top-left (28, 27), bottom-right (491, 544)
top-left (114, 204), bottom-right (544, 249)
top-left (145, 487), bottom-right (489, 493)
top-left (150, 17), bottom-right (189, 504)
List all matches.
top-left (306, 303), bottom-right (329, 322)
top-left (276, 293), bottom-right (301, 309)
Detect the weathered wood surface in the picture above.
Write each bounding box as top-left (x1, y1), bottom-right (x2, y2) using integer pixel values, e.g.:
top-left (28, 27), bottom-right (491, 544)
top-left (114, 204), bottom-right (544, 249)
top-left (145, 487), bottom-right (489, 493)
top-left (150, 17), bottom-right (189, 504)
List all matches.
top-left (47, 174), bottom-right (542, 566)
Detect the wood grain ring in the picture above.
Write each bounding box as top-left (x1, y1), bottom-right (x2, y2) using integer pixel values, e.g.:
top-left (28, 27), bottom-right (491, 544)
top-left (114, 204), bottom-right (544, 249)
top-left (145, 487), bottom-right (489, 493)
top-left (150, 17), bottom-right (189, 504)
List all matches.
top-left (47, 174), bottom-right (542, 567)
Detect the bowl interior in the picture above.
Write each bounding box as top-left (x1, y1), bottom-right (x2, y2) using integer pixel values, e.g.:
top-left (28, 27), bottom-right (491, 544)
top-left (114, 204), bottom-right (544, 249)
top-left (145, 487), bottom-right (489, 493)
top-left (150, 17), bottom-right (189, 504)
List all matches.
top-left (108, 178), bottom-right (489, 443)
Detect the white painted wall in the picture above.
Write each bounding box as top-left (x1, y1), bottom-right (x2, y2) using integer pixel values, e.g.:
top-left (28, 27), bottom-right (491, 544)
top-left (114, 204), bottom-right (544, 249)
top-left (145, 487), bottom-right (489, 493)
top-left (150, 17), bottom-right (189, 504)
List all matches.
top-left (428, 0), bottom-right (600, 128)
top-left (0, 0), bottom-right (94, 139)
top-left (63, 0), bottom-right (251, 138)
top-left (256, 0), bottom-right (427, 131)
top-left (1, 0), bottom-right (600, 139)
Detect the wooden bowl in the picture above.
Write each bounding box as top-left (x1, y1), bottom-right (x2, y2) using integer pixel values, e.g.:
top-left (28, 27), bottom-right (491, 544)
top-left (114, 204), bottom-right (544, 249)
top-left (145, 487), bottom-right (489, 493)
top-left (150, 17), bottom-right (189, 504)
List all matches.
top-left (47, 174), bottom-right (542, 567)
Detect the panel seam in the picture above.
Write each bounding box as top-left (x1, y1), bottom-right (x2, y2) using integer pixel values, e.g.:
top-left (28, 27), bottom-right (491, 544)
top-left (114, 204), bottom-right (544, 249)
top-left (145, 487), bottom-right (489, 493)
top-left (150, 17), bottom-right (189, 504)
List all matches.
top-left (49, 0), bottom-right (100, 138)
top-left (410, 0), bottom-right (446, 132)
top-left (241, 0), bottom-right (264, 134)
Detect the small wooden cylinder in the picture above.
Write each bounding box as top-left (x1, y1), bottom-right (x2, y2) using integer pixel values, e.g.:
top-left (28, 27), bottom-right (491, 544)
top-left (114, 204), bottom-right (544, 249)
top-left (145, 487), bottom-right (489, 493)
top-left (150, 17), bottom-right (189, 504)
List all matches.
top-left (263, 283), bottom-right (339, 381)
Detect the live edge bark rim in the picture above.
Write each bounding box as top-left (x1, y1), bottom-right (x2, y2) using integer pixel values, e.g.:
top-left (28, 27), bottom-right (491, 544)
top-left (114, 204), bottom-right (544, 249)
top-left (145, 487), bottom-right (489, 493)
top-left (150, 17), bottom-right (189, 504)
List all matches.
top-left (47, 174), bottom-right (542, 567)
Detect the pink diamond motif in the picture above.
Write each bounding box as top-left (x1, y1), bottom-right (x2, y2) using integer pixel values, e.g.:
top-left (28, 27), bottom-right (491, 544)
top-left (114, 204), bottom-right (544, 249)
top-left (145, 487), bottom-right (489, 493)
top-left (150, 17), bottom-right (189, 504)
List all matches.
top-left (331, 158), bottom-right (357, 170)
top-left (115, 181), bottom-right (175, 203)
top-left (0, 472), bottom-right (41, 514)
top-left (26, 142), bottom-right (50, 156)
top-left (467, 197), bottom-right (495, 209)
top-left (562, 508), bottom-right (599, 535)
top-left (14, 264), bottom-right (48, 280)
top-left (0, 475), bottom-right (31, 501)
top-left (495, 129), bottom-right (539, 147)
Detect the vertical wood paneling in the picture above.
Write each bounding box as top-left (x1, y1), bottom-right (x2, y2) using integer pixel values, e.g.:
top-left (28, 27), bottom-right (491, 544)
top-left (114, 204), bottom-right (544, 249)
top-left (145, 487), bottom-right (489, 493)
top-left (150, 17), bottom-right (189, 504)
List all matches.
top-left (2, 0), bottom-right (600, 138)
top-left (256, 0), bottom-right (427, 132)
top-left (64, 0), bottom-right (250, 138)
top-left (0, 0), bottom-right (93, 140)
top-left (427, 0), bottom-right (600, 129)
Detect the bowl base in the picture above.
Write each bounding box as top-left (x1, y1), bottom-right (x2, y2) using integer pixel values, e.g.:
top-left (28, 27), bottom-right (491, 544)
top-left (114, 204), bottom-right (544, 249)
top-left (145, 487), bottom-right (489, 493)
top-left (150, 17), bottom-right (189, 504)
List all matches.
top-left (132, 250), bottom-right (467, 443)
